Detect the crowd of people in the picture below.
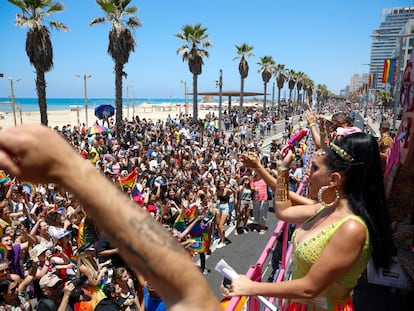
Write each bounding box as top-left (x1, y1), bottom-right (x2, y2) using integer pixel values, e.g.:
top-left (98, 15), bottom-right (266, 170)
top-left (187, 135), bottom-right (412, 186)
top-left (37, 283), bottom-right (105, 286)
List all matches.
top-left (0, 108), bottom-right (296, 310)
top-left (0, 103), bottom-right (399, 310)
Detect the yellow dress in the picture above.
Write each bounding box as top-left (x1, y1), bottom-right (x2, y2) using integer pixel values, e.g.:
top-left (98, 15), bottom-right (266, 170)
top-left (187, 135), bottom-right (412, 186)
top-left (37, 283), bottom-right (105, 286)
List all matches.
top-left (285, 211), bottom-right (372, 311)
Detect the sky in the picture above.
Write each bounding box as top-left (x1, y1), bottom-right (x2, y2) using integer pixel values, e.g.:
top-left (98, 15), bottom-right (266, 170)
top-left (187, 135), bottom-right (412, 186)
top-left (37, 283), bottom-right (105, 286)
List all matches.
top-left (1, 0), bottom-right (413, 99)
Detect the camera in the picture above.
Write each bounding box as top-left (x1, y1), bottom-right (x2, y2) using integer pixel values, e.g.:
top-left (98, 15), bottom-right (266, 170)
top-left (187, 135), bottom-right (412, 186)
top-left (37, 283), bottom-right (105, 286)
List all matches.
top-left (50, 248), bottom-right (60, 254)
top-left (68, 275), bottom-right (88, 287)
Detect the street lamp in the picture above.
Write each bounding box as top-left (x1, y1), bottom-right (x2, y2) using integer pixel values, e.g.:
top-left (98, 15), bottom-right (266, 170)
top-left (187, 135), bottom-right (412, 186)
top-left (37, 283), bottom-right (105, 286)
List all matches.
top-left (126, 84), bottom-right (134, 120)
top-left (8, 77), bottom-right (21, 127)
top-left (216, 70), bottom-right (223, 131)
top-left (75, 74), bottom-right (92, 128)
top-left (180, 80), bottom-right (188, 116)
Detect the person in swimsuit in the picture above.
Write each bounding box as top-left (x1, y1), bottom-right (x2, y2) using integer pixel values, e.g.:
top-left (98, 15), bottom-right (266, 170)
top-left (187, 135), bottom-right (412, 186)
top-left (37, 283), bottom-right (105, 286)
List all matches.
top-left (230, 132), bottom-right (394, 311)
top-left (214, 180), bottom-right (233, 249)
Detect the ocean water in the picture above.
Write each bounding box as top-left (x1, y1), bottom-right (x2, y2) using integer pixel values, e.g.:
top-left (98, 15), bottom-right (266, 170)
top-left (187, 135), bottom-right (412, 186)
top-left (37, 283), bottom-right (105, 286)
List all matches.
top-left (0, 98), bottom-right (190, 113)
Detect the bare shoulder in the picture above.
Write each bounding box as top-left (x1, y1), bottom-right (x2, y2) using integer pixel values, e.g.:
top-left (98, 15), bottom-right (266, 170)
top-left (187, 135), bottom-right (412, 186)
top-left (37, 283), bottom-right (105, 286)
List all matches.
top-left (336, 218), bottom-right (367, 244)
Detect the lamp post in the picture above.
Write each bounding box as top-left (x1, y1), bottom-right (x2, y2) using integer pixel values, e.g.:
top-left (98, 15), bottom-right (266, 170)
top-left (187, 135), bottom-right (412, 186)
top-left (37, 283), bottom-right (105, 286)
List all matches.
top-left (217, 70), bottom-right (223, 131)
top-left (126, 84), bottom-right (134, 120)
top-left (180, 80), bottom-right (188, 116)
top-left (75, 74), bottom-right (92, 128)
top-left (8, 77), bottom-right (21, 127)
top-left (272, 81), bottom-right (275, 117)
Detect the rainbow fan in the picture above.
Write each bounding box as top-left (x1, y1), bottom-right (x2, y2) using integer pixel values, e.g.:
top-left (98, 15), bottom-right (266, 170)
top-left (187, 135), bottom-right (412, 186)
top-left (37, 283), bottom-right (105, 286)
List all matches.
top-left (0, 244), bottom-right (8, 261)
top-left (21, 182), bottom-right (35, 195)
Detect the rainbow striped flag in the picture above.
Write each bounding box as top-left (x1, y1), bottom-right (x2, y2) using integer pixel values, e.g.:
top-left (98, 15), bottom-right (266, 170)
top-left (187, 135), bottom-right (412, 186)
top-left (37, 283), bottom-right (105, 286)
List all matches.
top-left (120, 168), bottom-right (138, 188)
top-left (173, 214), bottom-right (186, 232)
top-left (369, 73), bottom-right (376, 88)
top-left (382, 59), bottom-right (396, 84)
top-left (184, 204), bottom-right (197, 220)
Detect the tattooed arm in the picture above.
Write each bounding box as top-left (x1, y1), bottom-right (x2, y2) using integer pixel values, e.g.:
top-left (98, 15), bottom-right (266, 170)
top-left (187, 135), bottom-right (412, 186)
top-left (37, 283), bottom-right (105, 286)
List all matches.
top-left (0, 125), bottom-right (220, 311)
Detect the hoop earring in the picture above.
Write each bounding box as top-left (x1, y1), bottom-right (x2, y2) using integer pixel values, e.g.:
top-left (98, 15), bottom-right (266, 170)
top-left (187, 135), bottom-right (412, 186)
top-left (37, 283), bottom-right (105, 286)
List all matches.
top-left (317, 186), bottom-right (340, 208)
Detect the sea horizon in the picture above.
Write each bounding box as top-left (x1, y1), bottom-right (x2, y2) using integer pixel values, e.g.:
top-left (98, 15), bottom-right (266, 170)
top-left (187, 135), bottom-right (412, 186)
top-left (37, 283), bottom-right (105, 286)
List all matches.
top-left (0, 97), bottom-right (193, 113)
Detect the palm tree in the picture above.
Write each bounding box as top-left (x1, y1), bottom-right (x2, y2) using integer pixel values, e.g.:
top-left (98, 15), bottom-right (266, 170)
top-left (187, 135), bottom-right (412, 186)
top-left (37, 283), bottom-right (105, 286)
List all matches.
top-left (8, 0), bottom-right (69, 126)
top-left (257, 56), bottom-right (275, 118)
top-left (90, 0), bottom-right (141, 136)
top-left (233, 43), bottom-right (254, 113)
top-left (316, 84), bottom-right (329, 113)
top-left (295, 71), bottom-right (305, 114)
top-left (287, 69), bottom-right (297, 113)
top-left (275, 64), bottom-right (287, 118)
top-left (176, 23), bottom-right (212, 122)
top-left (303, 76), bottom-right (314, 109)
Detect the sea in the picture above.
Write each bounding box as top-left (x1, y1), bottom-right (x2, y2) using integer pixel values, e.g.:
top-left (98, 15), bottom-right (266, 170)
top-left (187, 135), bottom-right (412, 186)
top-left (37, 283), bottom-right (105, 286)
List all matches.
top-left (0, 98), bottom-right (191, 113)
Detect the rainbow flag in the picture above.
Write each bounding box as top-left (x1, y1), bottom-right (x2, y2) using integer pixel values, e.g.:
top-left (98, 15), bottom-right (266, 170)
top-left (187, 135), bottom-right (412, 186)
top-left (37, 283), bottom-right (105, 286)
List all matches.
top-left (120, 168), bottom-right (138, 188)
top-left (173, 214), bottom-right (186, 232)
top-left (382, 59), bottom-right (396, 84)
top-left (184, 204), bottom-right (197, 220)
top-left (369, 73), bottom-right (376, 88)
top-left (70, 255), bottom-right (78, 265)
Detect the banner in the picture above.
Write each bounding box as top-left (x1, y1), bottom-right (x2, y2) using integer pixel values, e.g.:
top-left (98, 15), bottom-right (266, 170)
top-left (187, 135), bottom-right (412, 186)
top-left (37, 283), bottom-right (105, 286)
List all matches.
top-left (382, 59), bottom-right (396, 84)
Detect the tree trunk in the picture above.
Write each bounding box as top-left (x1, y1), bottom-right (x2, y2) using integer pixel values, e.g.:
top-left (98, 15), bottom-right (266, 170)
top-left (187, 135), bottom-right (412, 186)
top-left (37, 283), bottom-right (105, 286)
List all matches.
top-left (193, 74), bottom-right (198, 122)
top-left (36, 69), bottom-right (48, 126)
top-left (115, 62), bottom-right (124, 137)
top-left (277, 88), bottom-right (281, 119)
top-left (263, 82), bottom-right (267, 119)
top-left (240, 77), bottom-right (244, 113)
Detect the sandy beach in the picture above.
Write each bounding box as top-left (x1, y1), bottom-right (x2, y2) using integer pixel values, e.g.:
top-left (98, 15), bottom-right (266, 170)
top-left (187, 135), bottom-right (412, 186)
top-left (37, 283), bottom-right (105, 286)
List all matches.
top-left (0, 103), bottom-right (214, 130)
top-left (0, 100), bottom-right (261, 130)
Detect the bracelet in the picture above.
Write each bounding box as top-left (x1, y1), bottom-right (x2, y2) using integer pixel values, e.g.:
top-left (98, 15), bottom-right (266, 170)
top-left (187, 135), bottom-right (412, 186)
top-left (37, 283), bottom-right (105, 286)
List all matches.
top-left (309, 123), bottom-right (316, 127)
top-left (275, 169), bottom-right (289, 201)
top-left (277, 166), bottom-right (288, 172)
top-left (320, 131), bottom-right (326, 135)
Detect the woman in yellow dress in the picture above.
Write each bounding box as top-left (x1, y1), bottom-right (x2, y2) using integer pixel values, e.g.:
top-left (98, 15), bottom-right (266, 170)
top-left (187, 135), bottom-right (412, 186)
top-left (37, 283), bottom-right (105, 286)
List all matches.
top-left (228, 133), bottom-right (394, 311)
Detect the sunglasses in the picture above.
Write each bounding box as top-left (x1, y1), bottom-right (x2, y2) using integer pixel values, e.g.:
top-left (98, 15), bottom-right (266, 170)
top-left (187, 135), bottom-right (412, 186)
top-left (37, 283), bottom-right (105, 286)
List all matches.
top-left (0, 268), bottom-right (10, 274)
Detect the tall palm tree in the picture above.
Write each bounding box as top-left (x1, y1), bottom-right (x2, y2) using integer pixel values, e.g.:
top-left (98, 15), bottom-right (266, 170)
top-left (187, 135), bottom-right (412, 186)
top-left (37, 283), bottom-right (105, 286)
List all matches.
top-left (257, 56), bottom-right (275, 118)
top-left (303, 76), bottom-right (314, 109)
top-left (287, 69), bottom-right (297, 113)
top-left (176, 23), bottom-right (212, 122)
top-left (8, 0), bottom-right (69, 126)
top-left (275, 64), bottom-right (287, 118)
top-left (295, 71), bottom-right (305, 113)
top-left (233, 43), bottom-right (254, 113)
top-left (90, 0), bottom-right (141, 136)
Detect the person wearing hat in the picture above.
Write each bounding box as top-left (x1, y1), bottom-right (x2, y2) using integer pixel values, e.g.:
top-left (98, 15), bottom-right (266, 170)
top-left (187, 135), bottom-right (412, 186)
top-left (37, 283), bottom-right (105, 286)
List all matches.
top-left (37, 272), bottom-right (86, 311)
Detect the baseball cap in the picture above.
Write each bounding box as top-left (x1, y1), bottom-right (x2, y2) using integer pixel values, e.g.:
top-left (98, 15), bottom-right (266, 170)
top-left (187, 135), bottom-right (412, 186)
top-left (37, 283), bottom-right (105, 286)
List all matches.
top-left (39, 273), bottom-right (62, 289)
top-left (31, 244), bottom-right (48, 257)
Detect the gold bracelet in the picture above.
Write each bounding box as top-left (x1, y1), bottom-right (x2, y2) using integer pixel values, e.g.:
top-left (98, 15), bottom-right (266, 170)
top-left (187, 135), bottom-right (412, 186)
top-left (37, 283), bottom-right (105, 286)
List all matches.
top-left (320, 131), bottom-right (326, 135)
top-left (275, 169), bottom-right (289, 201)
top-left (309, 123), bottom-right (316, 127)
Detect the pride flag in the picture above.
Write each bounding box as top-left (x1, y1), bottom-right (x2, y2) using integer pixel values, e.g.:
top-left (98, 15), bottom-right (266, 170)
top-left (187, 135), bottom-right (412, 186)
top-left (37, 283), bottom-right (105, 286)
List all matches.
top-left (119, 168), bottom-right (138, 188)
top-left (382, 59), bottom-right (396, 84)
top-left (369, 73), bottom-right (376, 88)
top-left (173, 214), bottom-right (186, 232)
top-left (184, 204), bottom-right (197, 220)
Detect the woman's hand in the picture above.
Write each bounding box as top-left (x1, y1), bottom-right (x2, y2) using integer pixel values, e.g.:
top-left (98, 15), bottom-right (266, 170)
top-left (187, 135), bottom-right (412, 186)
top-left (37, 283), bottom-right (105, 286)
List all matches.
top-left (228, 275), bottom-right (255, 297)
top-left (239, 152), bottom-right (260, 169)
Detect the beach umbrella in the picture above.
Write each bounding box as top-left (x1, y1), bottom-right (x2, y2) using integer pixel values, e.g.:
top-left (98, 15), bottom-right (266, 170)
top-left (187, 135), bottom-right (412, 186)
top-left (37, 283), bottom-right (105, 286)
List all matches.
top-left (88, 124), bottom-right (110, 136)
top-left (94, 104), bottom-right (115, 120)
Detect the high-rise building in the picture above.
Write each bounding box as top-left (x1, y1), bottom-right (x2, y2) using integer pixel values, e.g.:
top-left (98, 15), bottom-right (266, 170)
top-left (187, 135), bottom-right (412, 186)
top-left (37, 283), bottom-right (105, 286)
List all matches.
top-left (370, 6), bottom-right (414, 90)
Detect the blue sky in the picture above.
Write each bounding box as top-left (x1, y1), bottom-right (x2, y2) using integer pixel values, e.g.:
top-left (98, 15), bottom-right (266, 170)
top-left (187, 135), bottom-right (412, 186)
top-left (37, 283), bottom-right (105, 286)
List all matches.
top-left (1, 0), bottom-right (413, 99)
